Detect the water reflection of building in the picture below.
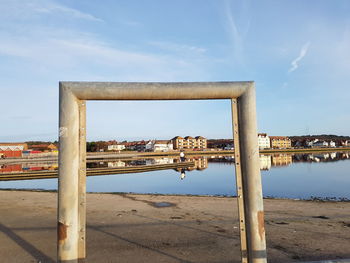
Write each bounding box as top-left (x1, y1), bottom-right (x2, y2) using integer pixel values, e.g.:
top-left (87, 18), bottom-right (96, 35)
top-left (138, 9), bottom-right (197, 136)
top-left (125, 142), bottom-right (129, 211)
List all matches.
top-left (188, 157), bottom-right (208, 171)
top-left (108, 161), bottom-right (126, 167)
top-left (0, 164), bottom-right (22, 173)
top-left (292, 152), bottom-right (350, 163)
top-left (175, 157), bottom-right (208, 171)
top-left (271, 154), bottom-right (292, 167)
top-left (0, 162), bottom-right (58, 173)
top-left (259, 155), bottom-right (271, 170)
top-left (145, 158), bottom-right (174, 165)
top-left (342, 153), bottom-right (349, 159)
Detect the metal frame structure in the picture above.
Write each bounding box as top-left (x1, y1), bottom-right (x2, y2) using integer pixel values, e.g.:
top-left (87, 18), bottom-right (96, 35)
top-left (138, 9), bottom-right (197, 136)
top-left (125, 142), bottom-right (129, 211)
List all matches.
top-left (58, 81), bottom-right (267, 263)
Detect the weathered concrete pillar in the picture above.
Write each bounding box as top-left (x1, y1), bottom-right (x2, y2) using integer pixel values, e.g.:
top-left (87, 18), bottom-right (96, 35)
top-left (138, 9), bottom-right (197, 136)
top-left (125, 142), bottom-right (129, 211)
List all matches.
top-left (58, 84), bottom-right (80, 262)
top-left (238, 84), bottom-right (267, 262)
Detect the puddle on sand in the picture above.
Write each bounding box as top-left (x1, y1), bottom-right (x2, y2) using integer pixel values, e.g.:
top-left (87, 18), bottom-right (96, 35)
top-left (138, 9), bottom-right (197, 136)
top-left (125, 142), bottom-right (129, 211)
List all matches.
top-left (152, 202), bottom-right (175, 208)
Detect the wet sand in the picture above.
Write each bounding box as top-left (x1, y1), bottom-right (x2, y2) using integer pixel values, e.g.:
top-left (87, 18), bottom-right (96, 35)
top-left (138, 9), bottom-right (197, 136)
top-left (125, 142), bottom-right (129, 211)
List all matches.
top-left (0, 190), bottom-right (349, 262)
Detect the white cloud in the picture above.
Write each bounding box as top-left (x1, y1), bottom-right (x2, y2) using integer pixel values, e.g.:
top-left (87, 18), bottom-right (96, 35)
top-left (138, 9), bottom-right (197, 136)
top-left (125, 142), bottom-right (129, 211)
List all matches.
top-left (222, 0), bottom-right (251, 64)
top-left (34, 2), bottom-right (103, 22)
top-left (0, 0), bottom-right (213, 82)
top-left (0, 0), bottom-right (103, 22)
top-left (224, 1), bottom-right (243, 61)
top-left (148, 41), bottom-right (206, 54)
top-left (288, 42), bottom-right (310, 73)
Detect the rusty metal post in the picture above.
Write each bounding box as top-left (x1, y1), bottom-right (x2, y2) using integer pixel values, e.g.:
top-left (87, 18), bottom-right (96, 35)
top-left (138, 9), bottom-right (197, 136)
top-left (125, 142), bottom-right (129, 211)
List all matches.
top-left (231, 98), bottom-right (248, 263)
top-left (78, 100), bottom-right (86, 259)
top-left (58, 84), bottom-right (80, 262)
top-left (237, 84), bottom-right (267, 262)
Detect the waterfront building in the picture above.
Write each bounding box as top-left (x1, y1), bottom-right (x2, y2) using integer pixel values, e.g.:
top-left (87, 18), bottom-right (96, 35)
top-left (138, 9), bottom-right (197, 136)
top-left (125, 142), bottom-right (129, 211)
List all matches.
top-left (171, 136), bottom-right (207, 150)
top-left (269, 136), bottom-right (291, 149)
top-left (146, 140), bottom-right (173, 152)
top-left (107, 144), bottom-right (126, 151)
top-left (224, 144), bottom-right (234, 150)
top-left (329, 141), bottom-right (336, 147)
top-left (0, 143), bottom-right (28, 158)
top-left (341, 140), bottom-right (349, 146)
top-left (258, 133), bottom-right (271, 149)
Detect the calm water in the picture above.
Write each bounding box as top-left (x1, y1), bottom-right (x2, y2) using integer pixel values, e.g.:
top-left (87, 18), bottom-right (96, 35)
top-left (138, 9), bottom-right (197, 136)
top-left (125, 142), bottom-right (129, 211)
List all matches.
top-left (1, 152), bottom-right (349, 200)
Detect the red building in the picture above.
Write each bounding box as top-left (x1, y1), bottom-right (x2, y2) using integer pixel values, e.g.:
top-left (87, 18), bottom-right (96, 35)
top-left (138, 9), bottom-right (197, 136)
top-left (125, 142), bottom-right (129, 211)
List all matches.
top-left (0, 143), bottom-right (27, 158)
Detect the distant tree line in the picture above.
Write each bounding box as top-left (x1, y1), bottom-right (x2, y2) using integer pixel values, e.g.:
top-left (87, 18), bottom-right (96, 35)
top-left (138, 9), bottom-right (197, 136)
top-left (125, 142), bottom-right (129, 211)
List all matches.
top-left (289, 134), bottom-right (350, 142)
top-left (25, 141), bottom-right (58, 146)
top-left (86, 141), bottom-right (109, 152)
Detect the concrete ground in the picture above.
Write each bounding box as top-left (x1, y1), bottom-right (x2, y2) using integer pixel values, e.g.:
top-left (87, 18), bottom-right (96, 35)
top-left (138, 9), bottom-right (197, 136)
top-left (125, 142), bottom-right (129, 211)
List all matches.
top-left (0, 190), bottom-right (349, 263)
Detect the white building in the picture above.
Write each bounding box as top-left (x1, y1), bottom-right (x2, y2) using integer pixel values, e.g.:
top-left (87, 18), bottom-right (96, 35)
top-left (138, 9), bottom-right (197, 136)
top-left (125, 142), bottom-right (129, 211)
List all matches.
top-left (107, 144), bottom-right (126, 151)
top-left (224, 144), bottom-right (234, 150)
top-left (329, 141), bottom-right (336, 147)
top-left (258, 133), bottom-right (270, 149)
top-left (145, 140), bottom-right (173, 152)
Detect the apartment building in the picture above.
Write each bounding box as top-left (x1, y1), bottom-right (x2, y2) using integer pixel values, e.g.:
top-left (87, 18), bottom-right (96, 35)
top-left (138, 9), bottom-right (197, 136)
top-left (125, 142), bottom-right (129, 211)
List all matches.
top-left (270, 136), bottom-right (291, 149)
top-left (258, 133), bottom-right (271, 149)
top-left (171, 136), bottom-right (207, 150)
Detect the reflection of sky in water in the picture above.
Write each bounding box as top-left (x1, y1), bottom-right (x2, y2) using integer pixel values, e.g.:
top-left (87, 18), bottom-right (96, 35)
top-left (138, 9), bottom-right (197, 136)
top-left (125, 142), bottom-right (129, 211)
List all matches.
top-left (0, 157), bottom-right (349, 199)
top-left (86, 163), bottom-right (236, 196)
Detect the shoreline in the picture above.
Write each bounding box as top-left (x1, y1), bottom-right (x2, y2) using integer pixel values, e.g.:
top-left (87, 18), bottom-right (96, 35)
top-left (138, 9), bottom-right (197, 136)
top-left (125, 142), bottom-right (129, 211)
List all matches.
top-left (0, 188), bottom-right (349, 202)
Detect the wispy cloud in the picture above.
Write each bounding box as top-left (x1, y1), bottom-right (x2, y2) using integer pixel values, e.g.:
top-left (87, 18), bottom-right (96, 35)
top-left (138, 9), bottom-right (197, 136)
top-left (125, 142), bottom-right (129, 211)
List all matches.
top-left (0, 1), bottom-right (210, 82)
top-left (223, 1), bottom-right (243, 61)
top-left (33, 2), bottom-right (103, 22)
top-left (222, 0), bottom-right (251, 64)
top-left (148, 41), bottom-right (206, 54)
top-left (0, 0), bottom-right (103, 22)
top-left (288, 42), bottom-right (310, 73)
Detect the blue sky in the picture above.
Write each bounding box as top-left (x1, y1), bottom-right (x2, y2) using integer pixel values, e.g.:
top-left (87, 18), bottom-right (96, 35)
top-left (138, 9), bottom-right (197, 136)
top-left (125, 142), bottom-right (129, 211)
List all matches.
top-left (0, 0), bottom-right (349, 142)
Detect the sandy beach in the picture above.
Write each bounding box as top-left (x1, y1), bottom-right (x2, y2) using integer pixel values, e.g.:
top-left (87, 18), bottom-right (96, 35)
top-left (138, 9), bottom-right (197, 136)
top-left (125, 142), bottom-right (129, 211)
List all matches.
top-left (0, 190), bottom-right (349, 262)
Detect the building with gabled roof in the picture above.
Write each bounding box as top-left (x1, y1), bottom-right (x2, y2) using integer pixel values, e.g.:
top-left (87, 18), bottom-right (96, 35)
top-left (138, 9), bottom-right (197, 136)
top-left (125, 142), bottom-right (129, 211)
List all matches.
top-left (145, 140), bottom-right (173, 152)
top-left (0, 143), bottom-right (28, 158)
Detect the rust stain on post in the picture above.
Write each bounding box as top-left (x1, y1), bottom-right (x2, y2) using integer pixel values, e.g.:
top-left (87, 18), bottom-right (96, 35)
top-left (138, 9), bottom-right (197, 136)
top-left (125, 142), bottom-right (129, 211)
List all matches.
top-left (257, 211), bottom-right (265, 240)
top-left (58, 222), bottom-right (68, 243)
